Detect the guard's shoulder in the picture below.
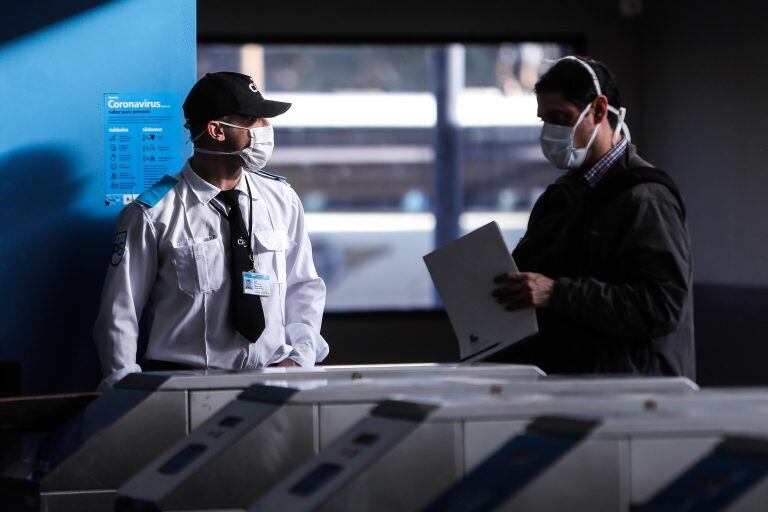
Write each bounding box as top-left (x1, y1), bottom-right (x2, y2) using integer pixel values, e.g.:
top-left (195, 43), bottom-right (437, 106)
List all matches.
top-left (254, 168), bottom-right (291, 187)
top-left (116, 200), bottom-right (146, 222)
top-left (135, 174), bottom-right (180, 208)
top-left (114, 200), bottom-right (151, 233)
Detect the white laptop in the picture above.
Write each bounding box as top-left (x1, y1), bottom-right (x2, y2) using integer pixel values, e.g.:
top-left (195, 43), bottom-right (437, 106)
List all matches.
top-left (423, 221), bottom-right (539, 361)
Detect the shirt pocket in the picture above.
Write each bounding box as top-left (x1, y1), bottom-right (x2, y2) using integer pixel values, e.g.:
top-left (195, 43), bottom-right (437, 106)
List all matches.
top-left (171, 237), bottom-right (225, 296)
top-left (253, 230), bottom-right (291, 284)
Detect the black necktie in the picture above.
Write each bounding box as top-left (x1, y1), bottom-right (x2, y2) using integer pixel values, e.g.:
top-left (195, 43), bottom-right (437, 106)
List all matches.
top-left (216, 189), bottom-right (265, 343)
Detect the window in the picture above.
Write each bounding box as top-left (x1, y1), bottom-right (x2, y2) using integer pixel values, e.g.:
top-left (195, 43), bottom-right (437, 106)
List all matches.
top-left (197, 42), bottom-right (573, 311)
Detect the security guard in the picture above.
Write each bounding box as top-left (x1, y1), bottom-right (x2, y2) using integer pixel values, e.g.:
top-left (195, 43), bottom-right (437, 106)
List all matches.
top-left (491, 57), bottom-right (695, 378)
top-left (94, 72), bottom-right (328, 389)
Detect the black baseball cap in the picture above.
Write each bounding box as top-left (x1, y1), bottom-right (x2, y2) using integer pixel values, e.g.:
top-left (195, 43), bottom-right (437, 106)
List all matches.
top-left (183, 71), bottom-right (291, 124)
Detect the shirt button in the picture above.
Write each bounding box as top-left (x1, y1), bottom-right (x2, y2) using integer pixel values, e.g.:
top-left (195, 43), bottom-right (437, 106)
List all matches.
top-left (195, 254), bottom-right (202, 260)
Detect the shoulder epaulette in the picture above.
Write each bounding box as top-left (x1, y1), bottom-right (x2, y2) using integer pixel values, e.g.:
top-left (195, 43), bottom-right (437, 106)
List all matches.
top-left (255, 169), bottom-right (290, 185)
top-left (135, 175), bottom-right (178, 207)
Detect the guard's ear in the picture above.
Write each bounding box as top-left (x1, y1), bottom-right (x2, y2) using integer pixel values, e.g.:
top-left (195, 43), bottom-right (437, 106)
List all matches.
top-left (207, 120), bottom-right (227, 142)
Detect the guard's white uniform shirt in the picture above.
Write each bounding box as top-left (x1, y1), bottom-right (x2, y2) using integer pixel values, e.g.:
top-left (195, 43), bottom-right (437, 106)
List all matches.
top-left (93, 161), bottom-right (328, 388)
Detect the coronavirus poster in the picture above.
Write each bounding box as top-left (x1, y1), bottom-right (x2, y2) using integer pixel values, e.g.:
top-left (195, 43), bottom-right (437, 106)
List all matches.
top-left (104, 93), bottom-right (181, 205)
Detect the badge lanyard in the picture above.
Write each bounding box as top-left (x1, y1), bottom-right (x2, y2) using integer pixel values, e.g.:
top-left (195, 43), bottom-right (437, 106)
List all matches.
top-left (244, 174), bottom-right (285, 308)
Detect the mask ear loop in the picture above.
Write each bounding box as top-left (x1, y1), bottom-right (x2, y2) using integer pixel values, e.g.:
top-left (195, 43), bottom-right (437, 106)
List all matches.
top-left (188, 120), bottom-right (257, 152)
top-left (549, 56), bottom-right (633, 145)
top-left (557, 56), bottom-right (602, 95)
top-left (190, 122), bottom-right (240, 155)
top-left (621, 123), bottom-right (632, 143)
top-left (570, 102), bottom-right (596, 148)
top-left (608, 106), bottom-right (629, 144)
top-left (187, 119), bottom-right (247, 145)
top-left (213, 121), bottom-right (274, 149)
top-left (184, 121), bottom-right (207, 145)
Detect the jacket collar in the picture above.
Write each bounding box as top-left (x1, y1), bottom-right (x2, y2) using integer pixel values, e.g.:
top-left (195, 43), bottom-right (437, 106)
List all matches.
top-left (615, 143), bottom-right (654, 172)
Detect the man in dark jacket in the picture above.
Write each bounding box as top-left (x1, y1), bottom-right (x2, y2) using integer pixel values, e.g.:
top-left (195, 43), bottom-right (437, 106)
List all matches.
top-left (491, 56), bottom-right (695, 378)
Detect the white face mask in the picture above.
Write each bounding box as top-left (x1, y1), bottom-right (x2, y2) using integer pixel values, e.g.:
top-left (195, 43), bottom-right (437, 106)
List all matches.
top-left (193, 121), bottom-right (274, 171)
top-left (540, 103), bottom-right (601, 170)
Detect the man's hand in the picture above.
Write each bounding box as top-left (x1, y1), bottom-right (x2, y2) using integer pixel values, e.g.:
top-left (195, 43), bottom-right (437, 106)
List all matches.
top-left (492, 272), bottom-right (555, 310)
top-left (271, 358), bottom-right (300, 368)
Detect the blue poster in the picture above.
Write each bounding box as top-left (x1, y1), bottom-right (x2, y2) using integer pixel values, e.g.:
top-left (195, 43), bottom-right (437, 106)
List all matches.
top-left (104, 93), bottom-right (181, 205)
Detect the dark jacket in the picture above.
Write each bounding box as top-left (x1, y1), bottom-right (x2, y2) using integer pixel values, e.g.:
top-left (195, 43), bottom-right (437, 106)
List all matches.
top-left (491, 144), bottom-right (696, 378)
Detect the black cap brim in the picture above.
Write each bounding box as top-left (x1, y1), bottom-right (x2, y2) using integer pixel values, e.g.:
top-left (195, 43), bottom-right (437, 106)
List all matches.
top-left (237, 99), bottom-right (292, 119)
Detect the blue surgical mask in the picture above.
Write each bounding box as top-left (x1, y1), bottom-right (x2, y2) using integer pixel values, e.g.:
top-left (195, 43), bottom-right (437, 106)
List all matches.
top-left (539, 103), bottom-right (601, 170)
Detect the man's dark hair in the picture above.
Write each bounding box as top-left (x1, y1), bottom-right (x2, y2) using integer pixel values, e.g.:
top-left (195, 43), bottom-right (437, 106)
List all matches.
top-left (534, 56), bottom-right (622, 129)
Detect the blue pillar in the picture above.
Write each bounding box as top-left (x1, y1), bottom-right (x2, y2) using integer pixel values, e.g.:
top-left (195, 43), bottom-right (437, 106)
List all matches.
top-left (0, 0), bottom-right (196, 393)
top-left (432, 44), bottom-right (465, 250)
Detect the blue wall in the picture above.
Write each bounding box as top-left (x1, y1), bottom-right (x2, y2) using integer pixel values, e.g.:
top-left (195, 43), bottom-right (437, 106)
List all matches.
top-left (0, 0), bottom-right (196, 394)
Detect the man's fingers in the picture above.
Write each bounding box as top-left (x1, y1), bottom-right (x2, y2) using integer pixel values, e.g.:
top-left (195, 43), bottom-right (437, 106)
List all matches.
top-left (492, 283), bottom-right (527, 297)
top-left (494, 288), bottom-right (531, 304)
top-left (493, 278), bottom-right (533, 293)
top-left (492, 272), bottom-right (548, 310)
top-left (494, 273), bottom-right (510, 283)
top-left (505, 297), bottom-right (532, 311)
top-left (494, 272), bottom-right (527, 284)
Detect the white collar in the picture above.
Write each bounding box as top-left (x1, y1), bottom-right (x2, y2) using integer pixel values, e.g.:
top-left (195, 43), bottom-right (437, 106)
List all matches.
top-left (181, 159), bottom-right (259, 204)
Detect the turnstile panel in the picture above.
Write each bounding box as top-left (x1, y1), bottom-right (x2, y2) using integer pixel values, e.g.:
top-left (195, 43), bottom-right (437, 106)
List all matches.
top-left (635, 436), bottom-right (768, 512)
top-left (40, 388), bottom-right (187, 490)
top-left (249, 401), bottom-right (442, 512)
top-left (425, 417), bottom-right (602, 512)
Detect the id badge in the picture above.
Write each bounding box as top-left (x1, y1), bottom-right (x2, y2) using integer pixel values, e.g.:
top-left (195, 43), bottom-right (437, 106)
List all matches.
top-left (243, 271), bottom-right (270, 297)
